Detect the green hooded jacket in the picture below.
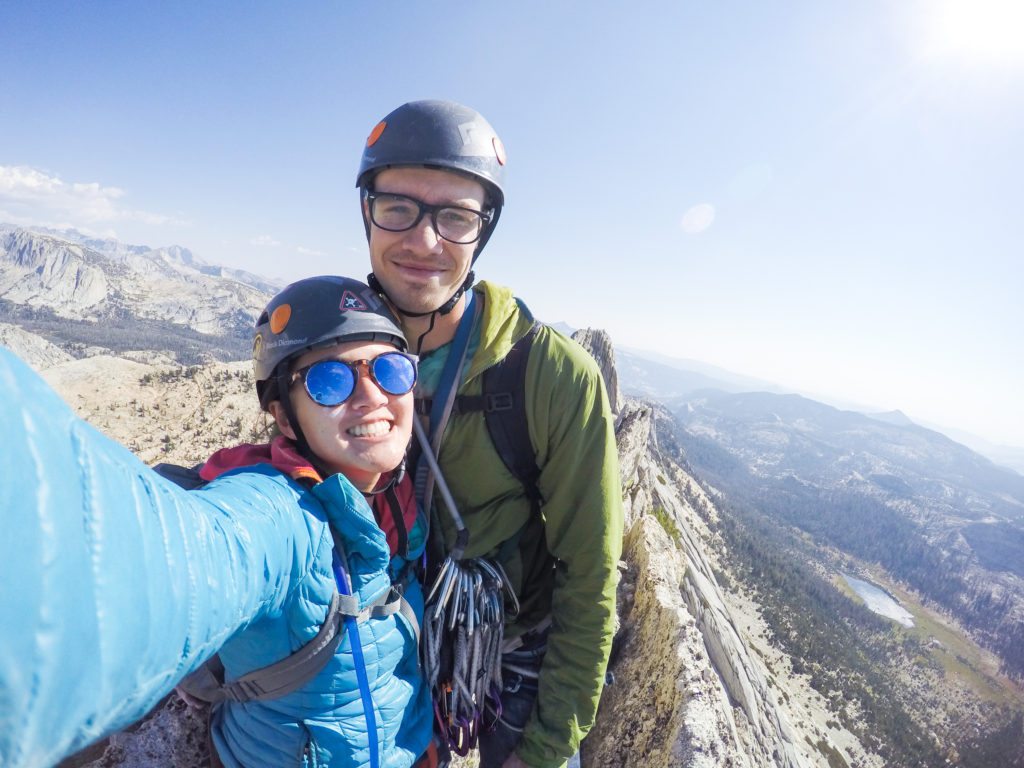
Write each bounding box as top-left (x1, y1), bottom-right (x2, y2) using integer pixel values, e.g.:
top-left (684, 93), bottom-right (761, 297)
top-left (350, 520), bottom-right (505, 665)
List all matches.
top-left (417, 281), bottom-right (624, 768)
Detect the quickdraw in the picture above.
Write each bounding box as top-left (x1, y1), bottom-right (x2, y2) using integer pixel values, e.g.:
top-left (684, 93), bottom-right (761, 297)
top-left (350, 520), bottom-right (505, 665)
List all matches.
top-left (413, 417), bottom-right (520, 754)
top-left (424, 556), bottom-right (518, 753)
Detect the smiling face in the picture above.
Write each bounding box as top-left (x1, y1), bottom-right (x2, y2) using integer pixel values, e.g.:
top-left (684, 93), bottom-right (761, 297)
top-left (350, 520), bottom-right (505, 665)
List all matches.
top-left (366, 166), bottom-right (487, 316)
top-left (269, 340), bottom-right (413, 491)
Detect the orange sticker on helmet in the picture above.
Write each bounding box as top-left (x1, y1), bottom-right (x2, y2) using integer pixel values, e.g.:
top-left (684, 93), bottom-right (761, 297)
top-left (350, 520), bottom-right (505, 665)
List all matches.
top-left (270, 304), bottom-right (292, 334)
top-left (493, 136), bottom-right (507, 166)
top-left (366, 120), bottom-right (387, 148)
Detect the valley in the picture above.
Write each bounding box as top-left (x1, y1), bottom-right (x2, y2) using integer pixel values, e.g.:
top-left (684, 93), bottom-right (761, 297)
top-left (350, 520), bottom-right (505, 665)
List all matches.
top-left (662, 395), bottom-right (1024, 767)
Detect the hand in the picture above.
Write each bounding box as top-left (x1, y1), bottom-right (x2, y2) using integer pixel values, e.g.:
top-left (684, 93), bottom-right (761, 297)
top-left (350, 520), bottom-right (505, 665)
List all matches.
top-left (500, 755), bottom-right (530, 768)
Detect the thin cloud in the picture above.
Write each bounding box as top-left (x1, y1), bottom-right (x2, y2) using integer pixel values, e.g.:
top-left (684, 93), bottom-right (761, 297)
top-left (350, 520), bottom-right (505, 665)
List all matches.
top-left (297, 246), bottom-right (326, 257)
top-left (250, 234), bottom-right (281, 247)
top-left (0, 165), bottom-right (183, 229)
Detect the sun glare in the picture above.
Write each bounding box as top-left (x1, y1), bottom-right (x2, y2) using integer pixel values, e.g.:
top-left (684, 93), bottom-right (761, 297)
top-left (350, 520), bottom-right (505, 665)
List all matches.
top-left (681, 203), bottom-right (715, 235)
top-left (922, 0), bottom-right (1024, 67)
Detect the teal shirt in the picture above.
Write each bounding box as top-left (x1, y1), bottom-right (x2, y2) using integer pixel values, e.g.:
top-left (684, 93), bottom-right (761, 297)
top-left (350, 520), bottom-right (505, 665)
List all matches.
top-left (414, 297), bottom-right (483, 399)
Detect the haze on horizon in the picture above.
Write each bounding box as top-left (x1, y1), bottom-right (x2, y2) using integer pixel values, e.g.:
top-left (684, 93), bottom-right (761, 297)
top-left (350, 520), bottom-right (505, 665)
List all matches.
top-left (1, 1), bottom-right (1021, 448)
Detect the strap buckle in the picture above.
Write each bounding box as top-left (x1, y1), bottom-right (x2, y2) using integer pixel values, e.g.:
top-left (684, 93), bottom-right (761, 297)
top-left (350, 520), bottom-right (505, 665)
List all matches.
top-left (484, 392), bottom-right (513, 412)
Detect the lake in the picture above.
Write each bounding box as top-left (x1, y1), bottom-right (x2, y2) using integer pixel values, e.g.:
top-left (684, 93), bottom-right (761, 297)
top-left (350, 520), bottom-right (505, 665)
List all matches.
top-left (841, 573), bottom-right (915, 627)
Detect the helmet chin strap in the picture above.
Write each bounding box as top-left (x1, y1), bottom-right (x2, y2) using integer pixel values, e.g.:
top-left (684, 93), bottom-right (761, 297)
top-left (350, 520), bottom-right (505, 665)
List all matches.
top-left (367, 270), bottom-right (474, 318)
top-left (367, 271), bottom-right (475, 355)
top-left (275, 365), bottom-right (331, 480)
top-left (363, 457), bottom-right (405, 496)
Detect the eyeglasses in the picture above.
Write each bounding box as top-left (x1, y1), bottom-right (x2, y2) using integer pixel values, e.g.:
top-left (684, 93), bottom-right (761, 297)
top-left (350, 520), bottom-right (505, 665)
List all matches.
top-left (366, 192), bottom-right (493, 244)
top-left (291, 352), bottom-right (417, 407)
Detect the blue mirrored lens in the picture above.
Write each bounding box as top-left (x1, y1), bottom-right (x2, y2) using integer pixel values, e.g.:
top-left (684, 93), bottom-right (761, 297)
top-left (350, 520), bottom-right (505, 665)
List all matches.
top-left (372, 353), bottom-right (417, 395)
top-left (304, 361), bottom-right (356, 406)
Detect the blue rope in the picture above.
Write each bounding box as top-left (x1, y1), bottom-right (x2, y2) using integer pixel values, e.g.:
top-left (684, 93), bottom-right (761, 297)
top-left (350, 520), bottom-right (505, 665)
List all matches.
top-left (332, 549), bottom-right (380, 768)
top-left (428, 292), bottom-right (477, 444)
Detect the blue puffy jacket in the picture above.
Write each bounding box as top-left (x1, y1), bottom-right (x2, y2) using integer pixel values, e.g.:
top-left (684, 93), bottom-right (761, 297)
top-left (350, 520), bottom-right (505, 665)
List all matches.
top-left (0, 347), bottom-right (432, 768)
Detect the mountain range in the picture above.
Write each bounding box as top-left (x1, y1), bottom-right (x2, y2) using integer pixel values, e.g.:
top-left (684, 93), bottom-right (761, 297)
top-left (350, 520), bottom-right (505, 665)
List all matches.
top-left (614, 335), bottom-right (1024, 682)
top-left (675, 387), bottom-right (1024, 626)
top-left (616, 343), bottom-right (1024, 477)
top-left (0, 224), bottom-right (275, 364)
top-left (5, 225), bottom-right (1024, 766)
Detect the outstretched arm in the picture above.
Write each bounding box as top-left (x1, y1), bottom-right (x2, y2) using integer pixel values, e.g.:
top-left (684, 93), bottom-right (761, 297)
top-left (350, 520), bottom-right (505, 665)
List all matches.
top-left (0, 348), bottom-right (308, 767)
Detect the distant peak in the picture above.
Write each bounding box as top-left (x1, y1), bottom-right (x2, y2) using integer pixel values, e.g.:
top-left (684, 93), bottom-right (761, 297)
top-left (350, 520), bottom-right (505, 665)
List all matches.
top-left (866, 409), bottom-right (916, 427)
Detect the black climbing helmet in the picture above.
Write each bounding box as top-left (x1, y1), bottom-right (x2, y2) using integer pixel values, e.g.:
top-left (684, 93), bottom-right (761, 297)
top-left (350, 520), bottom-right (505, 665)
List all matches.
top-left (356, 100), bottom-right (507, 259)
top-left (356, 100), bottom-right (506, 206)
top-left (253, 275), bottom-right (407, 410)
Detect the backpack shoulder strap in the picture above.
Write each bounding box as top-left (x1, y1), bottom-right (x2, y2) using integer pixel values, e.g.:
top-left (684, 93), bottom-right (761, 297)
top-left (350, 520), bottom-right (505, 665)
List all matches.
top-left (414, 323), bottom-right (545, 509)
top-left (481, 322), bottom-right (543, 510)
top-left (153, 462), bottom-right (207, 490)
top-left (178, 585), bottom-right (419, 705)
top-left (177, 592), bottom-right (344, 704)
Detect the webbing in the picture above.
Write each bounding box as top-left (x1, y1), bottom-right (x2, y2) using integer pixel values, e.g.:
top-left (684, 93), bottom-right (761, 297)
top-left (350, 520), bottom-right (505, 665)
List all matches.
top-left (417, 292), bottom-right (480, 559)
top-left (333, 540), bottom-right (380, 768)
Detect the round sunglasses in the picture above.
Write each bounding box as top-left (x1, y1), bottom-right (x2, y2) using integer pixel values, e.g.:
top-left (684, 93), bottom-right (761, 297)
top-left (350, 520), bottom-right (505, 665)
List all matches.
top-left (290, 351), bottom-right (417, 407)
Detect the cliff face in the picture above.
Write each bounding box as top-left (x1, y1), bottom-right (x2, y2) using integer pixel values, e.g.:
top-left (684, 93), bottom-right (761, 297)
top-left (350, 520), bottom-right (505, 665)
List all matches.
top-left (573, 330), bottom-right (805, 768)
top-left (0, 230), bottom-right (108, 312)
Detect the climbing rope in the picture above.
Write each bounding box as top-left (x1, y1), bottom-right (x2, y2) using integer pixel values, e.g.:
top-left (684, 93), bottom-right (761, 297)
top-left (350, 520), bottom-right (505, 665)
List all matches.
top-left (413, 417), bottom-right (519, 754)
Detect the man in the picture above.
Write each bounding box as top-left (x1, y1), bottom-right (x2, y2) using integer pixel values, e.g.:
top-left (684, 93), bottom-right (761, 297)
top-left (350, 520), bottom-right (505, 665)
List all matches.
top-left (355, 100), bottom-right (623, 768)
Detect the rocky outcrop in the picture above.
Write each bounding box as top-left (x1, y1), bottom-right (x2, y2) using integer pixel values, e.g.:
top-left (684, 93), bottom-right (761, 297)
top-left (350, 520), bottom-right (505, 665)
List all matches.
top-left (0, 323), bottom-right (73, 369)
top-left (584, 395), bottom-right (806, 767)
top-left (58, 696), bottom-right (210, 768)
top-left (0, 230), bottom-right (108, 311)
top-left (576, 330), bottom-right (806, 767)
top-left (588, 507), bottom-right (749, 767)
top-left (573, 327), bottom-right (621, 417)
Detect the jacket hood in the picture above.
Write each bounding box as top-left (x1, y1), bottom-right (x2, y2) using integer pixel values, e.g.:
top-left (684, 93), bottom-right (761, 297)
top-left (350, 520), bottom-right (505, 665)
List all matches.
top-left (465, 280), bottom-right (536, 382)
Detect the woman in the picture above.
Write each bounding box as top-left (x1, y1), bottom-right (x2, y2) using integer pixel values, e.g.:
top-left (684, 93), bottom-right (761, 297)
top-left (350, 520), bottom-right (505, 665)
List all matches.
top-left (0, 276), bottom-right (432, 768)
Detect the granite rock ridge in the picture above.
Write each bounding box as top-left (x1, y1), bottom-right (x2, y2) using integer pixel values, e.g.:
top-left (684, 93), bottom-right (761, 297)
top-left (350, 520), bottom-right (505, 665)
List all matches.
top-left (573, 329), bottom-right (805, 768)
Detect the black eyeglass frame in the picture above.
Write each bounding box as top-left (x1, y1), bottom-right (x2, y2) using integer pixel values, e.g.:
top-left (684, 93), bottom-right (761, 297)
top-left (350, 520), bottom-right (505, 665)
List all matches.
top-left (365, 191), bottom-right (494, 245)
top-left (289, 351), bottom-right (418, 406)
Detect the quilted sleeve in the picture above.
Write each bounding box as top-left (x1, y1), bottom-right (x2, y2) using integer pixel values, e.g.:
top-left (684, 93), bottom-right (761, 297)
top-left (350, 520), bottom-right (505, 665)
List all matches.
top-left (0, 347), bottom-right (311, 768)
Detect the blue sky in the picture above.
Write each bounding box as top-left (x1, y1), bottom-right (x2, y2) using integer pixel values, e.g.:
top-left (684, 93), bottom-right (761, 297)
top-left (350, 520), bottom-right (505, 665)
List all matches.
top-left (2, 1), bottom-right (1022, 447)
